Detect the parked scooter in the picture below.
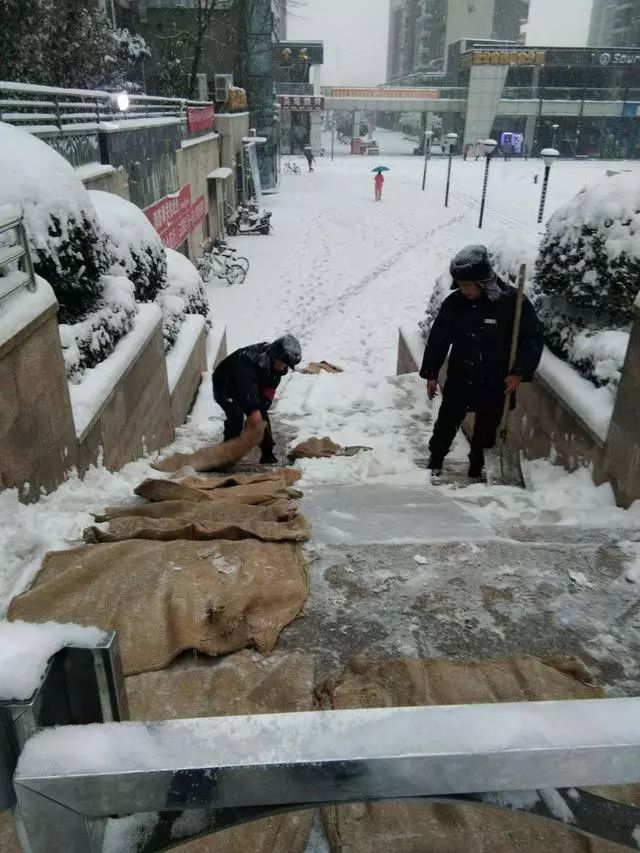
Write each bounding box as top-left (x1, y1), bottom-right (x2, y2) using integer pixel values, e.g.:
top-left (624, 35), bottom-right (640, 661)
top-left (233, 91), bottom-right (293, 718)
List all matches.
top-left (226, 200), bottom-right (273, 236)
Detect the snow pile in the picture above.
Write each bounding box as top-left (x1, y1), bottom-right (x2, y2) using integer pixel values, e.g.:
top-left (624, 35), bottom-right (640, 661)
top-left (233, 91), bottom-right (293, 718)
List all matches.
top-left (533, 174), bottom-right (638, 389)
top-left (620, 542), bottom-right (640, 584)
top-left (60, 275), bottom-right (137, 381)
top-left (0, 621), bottom-right (106, 701)
top-left (0, 122), bottom-right (109, 323)
top-left (0, 276), bottom-right (57, 350)
top-left (90, 190), bottom-right (167, 303)
top-left (159, 248), bottom-right (210, 351)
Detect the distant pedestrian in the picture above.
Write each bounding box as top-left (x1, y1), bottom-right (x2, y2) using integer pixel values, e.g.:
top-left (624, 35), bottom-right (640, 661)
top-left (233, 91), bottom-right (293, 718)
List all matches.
top-left (304, 145), bottom-right (316, 172)
top-left (463, 143), bottom-right (470, 161)
top-left (523, 144), bottom-right (530, 161)
top-left (374, 171), bottom-right (384, 201)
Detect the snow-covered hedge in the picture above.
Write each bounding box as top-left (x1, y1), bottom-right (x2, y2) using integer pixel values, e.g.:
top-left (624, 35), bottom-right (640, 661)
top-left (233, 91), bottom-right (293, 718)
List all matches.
top-left (60, 277), bottom-right (137, 382)
top-left (533, 174), bottom-right (636, 388)
top-left (90, 191), bottom-right (167, 303)
top-left (0, 122), bottom-right (109, 322)
top-left (158, 249), bottom-right (211, 351)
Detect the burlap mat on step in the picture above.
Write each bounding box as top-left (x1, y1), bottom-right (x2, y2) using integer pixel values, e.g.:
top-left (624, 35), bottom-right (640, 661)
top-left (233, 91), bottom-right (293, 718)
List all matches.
top-left (319, 656), bottom-right (635, 853)
top-left (151, 421), bottom-right (265, 473)
top-left (300, 360), bottom-right (343, 374)
top-left (135, 476), bottom-right (303, 506)
top-left (288, 436), bottom-right (372, 460)
top-left (8, 540), bottom-right (308, 676)
top-left (84, 498), bottom-right (310, 543)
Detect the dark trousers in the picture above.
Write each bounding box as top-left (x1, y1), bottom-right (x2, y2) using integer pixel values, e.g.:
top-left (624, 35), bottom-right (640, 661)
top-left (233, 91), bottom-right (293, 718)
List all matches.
top-left (213, 389), bottom-right (275, 458)
top-left (429, 393), bottom-right (503, 465)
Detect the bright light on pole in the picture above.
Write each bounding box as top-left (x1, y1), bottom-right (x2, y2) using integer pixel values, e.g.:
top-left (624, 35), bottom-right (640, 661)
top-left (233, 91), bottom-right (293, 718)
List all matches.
top-left (537, 147), bottom-right (559, 224)
top-left (116, 92), bottom-right (130, 112)
top-left (551, 123), bottom-right (559, 150)
top-left (444, 131), bottom-right (458, 207)
top-left (478, 138), bottom-right (497, 229)
top-left (422, 130), bottom-right (433, 192)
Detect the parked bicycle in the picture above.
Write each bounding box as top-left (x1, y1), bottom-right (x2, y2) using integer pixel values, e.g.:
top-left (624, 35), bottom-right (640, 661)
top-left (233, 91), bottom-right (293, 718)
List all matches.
top-left (196, 238), bottom-right (247, 285)
top-left (284, 161), bottom-right (301, 175)
top-left (213, 240), bottom-right (250, 274)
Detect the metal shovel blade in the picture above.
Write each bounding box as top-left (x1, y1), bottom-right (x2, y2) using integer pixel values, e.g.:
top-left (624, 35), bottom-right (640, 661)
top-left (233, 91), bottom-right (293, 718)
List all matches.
top-left (485, 443), bottom-right (525, 488)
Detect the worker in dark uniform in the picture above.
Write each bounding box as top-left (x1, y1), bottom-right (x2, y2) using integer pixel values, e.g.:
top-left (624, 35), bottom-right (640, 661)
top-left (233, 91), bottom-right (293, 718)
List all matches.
top-left (420, 245), bottom-right (543, 479)
top-left (213, 335), bottom-right (302, 464)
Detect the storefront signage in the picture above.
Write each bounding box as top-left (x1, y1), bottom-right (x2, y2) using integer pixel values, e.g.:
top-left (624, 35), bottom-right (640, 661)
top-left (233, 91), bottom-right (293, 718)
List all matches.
top-left (598, 51), bottom-right (640, 67)
top-left (186, 105), bottom-right (215, 133)
top-left (145, 184), bottom-right (206, 250)
top-left (328, 87), bottom-right (439, 100)
top-left (278, 95), bottom-right (325, 112)
top-left (465, 49), bottom-right (546, 68)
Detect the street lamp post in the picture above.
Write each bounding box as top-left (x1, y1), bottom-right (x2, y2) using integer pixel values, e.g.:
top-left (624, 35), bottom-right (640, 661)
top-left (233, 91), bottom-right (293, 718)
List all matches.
top-left (478, 138), bottom-right (497, 229)
top-left (444, 131), bottom-right (458, 207)
top-left (551, 123), bottom-right (559, 150)
top-left (537, 148), bottom-right (559, 224)
top-left (421, 130), bottom-right (433, 191)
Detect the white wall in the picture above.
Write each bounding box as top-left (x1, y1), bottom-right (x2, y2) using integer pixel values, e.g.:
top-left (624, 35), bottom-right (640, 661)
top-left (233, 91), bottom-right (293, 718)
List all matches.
top-left (445, 0), bottom-right (495, 56)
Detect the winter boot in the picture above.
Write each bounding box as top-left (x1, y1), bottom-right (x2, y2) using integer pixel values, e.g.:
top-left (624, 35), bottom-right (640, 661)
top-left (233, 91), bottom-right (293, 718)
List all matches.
top-left (427, 455), bottom-right (443, 478)
top-left (260, 452), bottom-right (279, 465)
top-left (468, 451), bottom-right (485, 480)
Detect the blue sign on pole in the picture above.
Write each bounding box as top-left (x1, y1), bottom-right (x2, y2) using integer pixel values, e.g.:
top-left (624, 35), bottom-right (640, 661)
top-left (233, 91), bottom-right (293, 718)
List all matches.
top-left (623, 103), bottom-right (640, 118)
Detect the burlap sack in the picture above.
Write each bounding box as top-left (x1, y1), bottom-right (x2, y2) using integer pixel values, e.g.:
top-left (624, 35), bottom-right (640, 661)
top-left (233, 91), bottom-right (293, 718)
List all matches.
top-left (175, 470), bottom-right (302, 489)
top-left (84, 499), bottom-right (310, 543)
top-left (107, 651), bottom-right (317, 853)
top-left (319, 656), bottom-right (634, 853)
top-left (151, 421), bottom-right (265, 474)
top-left (94, 499), bottom-right (299, 523)
top-left (135, 478), bottom-right (303, 506)
top-left (288, 437), bottom-right (373, 460)
top-left (300, 360), bottom-right (343, 374)
top-left (8, 540), bottom-right (308, 676)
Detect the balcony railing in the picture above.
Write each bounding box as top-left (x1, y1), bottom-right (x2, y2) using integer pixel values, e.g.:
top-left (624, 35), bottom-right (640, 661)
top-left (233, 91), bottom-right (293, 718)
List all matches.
top-left (0, 80), bottom-right (212, 134)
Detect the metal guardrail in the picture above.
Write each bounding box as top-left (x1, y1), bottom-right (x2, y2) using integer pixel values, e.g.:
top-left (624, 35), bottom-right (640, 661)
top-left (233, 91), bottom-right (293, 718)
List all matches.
top-left (0, 81), bottom-right (212, 134)
top-left (0, 208), bottom-right (37, 302)
top-left (12, 695), bottom-right (640, 852)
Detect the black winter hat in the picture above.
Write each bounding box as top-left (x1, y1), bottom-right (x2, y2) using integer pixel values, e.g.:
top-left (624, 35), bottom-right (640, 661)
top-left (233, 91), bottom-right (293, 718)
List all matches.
top-left (269, 334), bottom-right (302, 368)
top-left (450, 244), bottom-right (493, 282)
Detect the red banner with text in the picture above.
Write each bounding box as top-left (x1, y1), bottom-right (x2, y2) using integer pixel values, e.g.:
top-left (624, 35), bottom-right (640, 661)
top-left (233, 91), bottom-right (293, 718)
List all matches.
top-left (187, 105), bottom-right (215, 133)
top-left (144, 184), bottom-right (206, 250)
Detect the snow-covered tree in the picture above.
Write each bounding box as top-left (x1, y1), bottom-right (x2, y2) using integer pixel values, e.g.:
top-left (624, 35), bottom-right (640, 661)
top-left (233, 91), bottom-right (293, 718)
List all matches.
top-left (533, 174), bottom-right (638, 388)
top-left (0, 0), bottom-right (149, 89)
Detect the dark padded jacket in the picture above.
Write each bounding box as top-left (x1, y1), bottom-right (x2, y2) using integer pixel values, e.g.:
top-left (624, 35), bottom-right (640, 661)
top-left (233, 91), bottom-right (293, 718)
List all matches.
top-left (213, 342), bottom-right (285, 416)
top-left (420, 279), bottom-right (544, 409)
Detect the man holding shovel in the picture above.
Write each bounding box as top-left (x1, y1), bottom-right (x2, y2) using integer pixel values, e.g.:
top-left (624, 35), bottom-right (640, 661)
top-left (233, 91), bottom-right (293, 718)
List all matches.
top-left (420, 245), bottom-right (543, 480)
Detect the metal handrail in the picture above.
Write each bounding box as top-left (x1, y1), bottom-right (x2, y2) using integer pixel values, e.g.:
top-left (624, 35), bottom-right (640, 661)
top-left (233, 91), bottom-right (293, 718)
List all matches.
top-left (0, 80), bottom-right (213, 131)
top-left (0, 210), bottom-right (37, 302)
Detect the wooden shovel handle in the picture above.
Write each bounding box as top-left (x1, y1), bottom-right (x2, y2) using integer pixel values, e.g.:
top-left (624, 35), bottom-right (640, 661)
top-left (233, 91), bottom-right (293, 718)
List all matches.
top-left (499, 263), bottom-right (527, 436)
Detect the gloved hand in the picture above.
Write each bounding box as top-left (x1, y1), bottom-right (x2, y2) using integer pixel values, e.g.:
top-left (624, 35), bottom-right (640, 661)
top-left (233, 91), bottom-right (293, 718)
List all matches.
top-left (426, 379), bottom-right (439, 401)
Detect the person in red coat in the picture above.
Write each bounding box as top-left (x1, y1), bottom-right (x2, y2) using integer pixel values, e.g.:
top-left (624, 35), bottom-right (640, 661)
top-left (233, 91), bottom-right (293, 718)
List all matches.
top-left (374, 171), bottom-right (384, 201)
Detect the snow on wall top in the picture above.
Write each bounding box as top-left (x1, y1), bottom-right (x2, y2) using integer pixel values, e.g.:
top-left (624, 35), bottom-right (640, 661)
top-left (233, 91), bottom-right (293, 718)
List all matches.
top-left (0, 620), bottom-right (107, 701)
top-left (165, 247), bottom-right (203, 296)
top-left (546, 174), bottom-right (640, 260)
top-left (0, 122), bottom-right (99, 257)
top-left (90, 190), bottom-right (163, 273)
top-left (0, 276), bottom-right (57, 350)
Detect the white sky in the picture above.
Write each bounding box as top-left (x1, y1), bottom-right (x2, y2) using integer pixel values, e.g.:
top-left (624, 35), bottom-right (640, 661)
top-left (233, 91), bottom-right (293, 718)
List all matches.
top-left (287, 0), bottom-right (594, 85)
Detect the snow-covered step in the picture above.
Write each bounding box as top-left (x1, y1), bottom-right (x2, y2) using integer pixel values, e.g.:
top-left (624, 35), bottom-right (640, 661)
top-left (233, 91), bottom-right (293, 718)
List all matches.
top-left (302, 483), bottom-right (492, 545)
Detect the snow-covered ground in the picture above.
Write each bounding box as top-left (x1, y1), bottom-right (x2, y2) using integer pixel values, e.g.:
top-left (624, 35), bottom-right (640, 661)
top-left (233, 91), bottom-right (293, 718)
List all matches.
top-left (1, 132), bottom-right (639, 613)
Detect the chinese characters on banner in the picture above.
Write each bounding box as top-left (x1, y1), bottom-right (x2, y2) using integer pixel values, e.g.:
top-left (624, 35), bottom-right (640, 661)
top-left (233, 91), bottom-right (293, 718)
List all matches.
top-left (278, 95), bottom-right (325, 113)
top-left (186, 105), bottom-right (215, 133)
top-left (144, 185), bottom-right (206, 250)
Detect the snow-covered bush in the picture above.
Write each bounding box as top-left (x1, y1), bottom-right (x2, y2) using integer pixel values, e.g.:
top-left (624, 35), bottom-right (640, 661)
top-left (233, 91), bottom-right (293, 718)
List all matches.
top-left (90, 191), bottom-right (167, 303)
top-left (418, 269), bottom-right (451, 339)
top-left (158, 249), bottom-right (211, 351)
top-left (59, 277), bottom-right (137, 382)
top-left (0, 123), bottom-right (110, 322)
top-left (533, 174), bottom-right (637, 388)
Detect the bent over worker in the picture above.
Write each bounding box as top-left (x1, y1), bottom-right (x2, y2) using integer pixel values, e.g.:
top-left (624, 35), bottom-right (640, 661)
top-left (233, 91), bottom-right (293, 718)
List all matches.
top-left (213, 335), bottom-right (302, 465)
top-left (420, 245), bottom-right (543, 479)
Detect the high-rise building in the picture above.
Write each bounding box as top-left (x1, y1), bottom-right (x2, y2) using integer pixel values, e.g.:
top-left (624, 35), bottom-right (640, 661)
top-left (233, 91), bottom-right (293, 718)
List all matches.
top-left (588, 0), bottom-right (640, 47)
top-left (387, 0), bottom-right (530, 81)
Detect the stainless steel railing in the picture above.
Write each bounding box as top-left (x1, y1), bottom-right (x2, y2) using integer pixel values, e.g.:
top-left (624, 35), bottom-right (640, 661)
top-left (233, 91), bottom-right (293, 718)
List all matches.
top-left (0, 209), bottom-right (37, 303)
